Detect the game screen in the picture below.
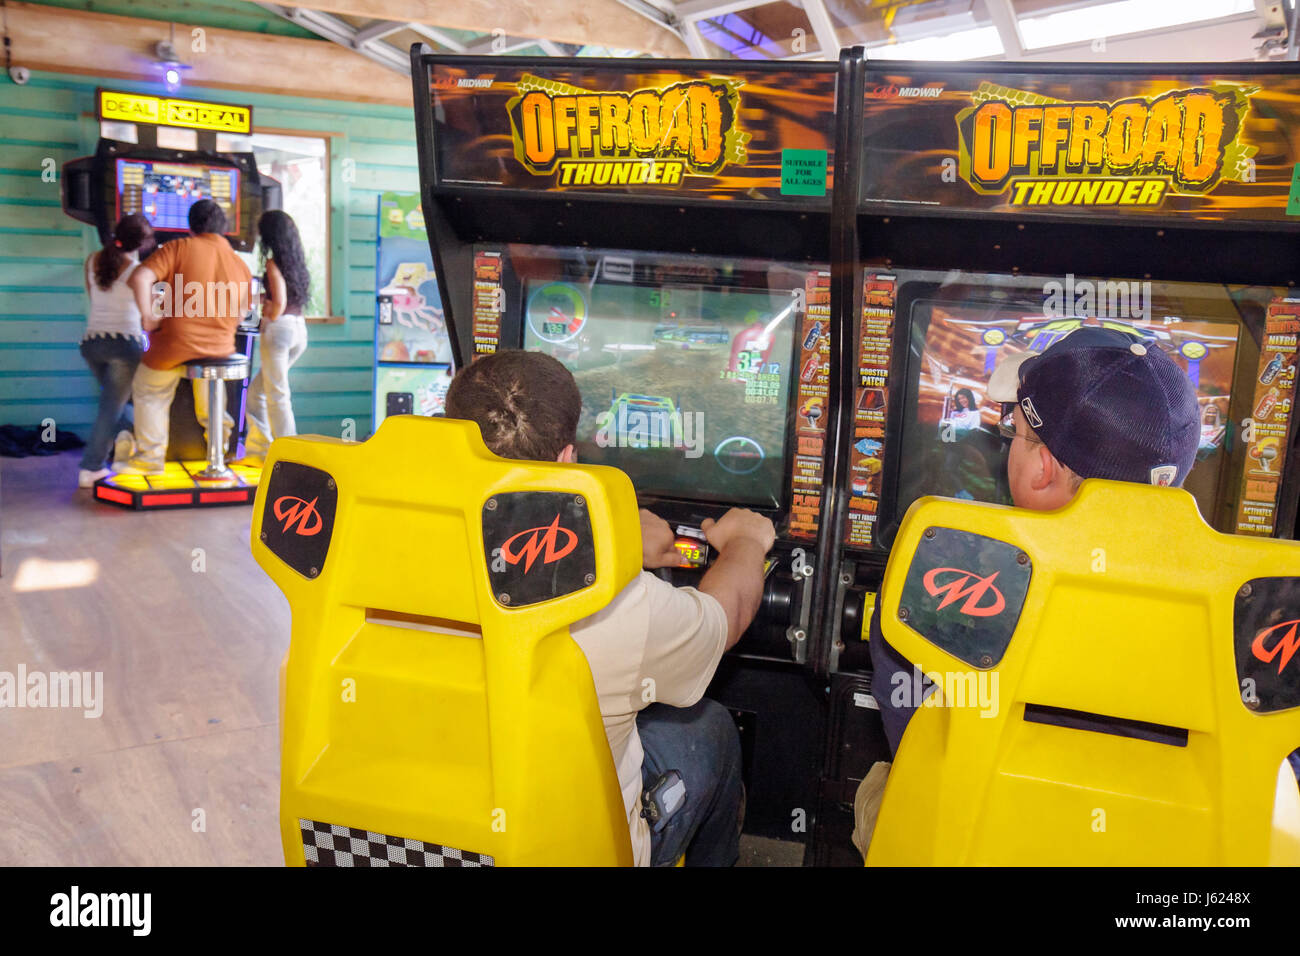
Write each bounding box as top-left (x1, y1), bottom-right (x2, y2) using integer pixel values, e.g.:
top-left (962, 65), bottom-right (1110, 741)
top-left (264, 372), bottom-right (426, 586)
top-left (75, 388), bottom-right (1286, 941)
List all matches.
top-left (888, 275), bottom-right (1251, 534)
top-left (115, 159), bottom-right (239, 235)
top-left (522, 266), bottom-right (803, 508)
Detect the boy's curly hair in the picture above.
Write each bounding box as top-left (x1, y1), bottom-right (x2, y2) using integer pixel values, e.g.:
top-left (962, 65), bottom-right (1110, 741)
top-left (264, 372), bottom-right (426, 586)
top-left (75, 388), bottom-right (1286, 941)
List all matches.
top-left (445, 350), bottom-right (581, 462)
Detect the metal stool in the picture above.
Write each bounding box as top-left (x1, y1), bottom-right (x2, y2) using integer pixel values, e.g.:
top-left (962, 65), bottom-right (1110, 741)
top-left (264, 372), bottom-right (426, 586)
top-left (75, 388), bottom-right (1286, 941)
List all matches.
top-left (184, 353), bottom-right (250, 479)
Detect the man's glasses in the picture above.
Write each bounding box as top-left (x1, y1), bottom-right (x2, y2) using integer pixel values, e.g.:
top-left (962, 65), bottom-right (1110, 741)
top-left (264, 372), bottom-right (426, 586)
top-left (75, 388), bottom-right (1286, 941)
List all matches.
top-left (997, 403), bottom-right (1046, 445)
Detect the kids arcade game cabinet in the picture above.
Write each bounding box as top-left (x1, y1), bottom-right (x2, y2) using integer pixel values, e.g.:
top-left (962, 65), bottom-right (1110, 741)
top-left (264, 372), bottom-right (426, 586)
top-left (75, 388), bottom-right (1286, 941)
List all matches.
top-left (411, 46), bottom-right (855, 851)
top-left (810, 60), bottom-right (1300, 863)
top-left (372, 192), bottom-right (454, 431)
top-left (62, 89), bottom-right (281, 509)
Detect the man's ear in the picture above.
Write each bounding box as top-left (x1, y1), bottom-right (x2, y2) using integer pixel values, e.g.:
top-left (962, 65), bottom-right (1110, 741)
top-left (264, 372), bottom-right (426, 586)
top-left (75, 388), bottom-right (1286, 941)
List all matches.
top-left (1030, 442), bottom-right (1056, 491)
top-left (556, 444), bottom-right (576, 464)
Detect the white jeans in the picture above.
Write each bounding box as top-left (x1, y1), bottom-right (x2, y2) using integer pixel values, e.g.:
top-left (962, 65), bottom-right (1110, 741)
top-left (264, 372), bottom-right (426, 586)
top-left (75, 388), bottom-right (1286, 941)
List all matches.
top-left (245, 315), bottom-right (308, 457)
top-left (131, 364), bottom-right (233, 468)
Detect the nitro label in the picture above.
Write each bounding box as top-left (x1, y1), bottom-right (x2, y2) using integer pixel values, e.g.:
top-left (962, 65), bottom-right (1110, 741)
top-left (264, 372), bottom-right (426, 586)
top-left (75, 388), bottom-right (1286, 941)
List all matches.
top-left (1235, 300), bottom-right (1299, 535)
top-left (790, 271), bottom-right (831, 540)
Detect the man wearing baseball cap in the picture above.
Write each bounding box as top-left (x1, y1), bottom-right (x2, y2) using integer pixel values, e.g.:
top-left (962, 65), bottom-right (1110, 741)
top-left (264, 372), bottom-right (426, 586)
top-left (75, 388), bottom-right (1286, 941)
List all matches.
top-left (872, 325), bottom-right (1202, 755)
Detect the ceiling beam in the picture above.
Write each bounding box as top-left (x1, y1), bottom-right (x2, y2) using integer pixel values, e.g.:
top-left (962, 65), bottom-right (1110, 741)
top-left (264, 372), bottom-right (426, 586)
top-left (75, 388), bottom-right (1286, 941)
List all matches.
top-left (680, 19), bottom-right (711, 57)
top-left (258, 3), bottom-right (408, 72)
top-left (675, 0), bottom-right (773, 22)
top-left (3, 1), bottom-right (414, 104)
top-left (352, 19), bottom-right (407, 46)
top-left (801, 0), bottom-right (843, 60)
top-left (407, 23), bottom-right (469, 53)
top-left (983, 0), bottom-right (1024, 58)
top-left (268, 0), bottom-right (689, 56)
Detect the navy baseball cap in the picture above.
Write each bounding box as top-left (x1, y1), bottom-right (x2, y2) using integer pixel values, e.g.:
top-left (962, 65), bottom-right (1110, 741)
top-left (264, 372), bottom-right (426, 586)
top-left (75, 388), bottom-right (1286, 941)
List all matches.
top-left (987, 326), bottom-right (1200, 487)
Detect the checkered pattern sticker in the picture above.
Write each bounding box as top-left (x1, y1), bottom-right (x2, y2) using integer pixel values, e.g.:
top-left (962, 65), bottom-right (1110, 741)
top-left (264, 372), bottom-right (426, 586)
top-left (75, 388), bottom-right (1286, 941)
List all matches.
top-left (299, 819), bottom-right (495, 867)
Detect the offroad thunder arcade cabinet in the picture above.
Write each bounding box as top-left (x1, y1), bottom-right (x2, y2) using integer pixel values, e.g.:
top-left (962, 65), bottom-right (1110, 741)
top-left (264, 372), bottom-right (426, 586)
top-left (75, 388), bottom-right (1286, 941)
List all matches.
top-left (812, 60), bottom-right (1300, 863)
top-left (62, 88), bottom-right (281, 508)
top-left (411, 46), bottom-right (853, 851)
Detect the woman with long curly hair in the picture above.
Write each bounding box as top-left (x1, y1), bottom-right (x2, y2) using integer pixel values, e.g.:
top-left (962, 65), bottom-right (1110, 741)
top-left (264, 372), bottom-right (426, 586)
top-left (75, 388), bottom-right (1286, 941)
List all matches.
top-left (78, 212), bottom-right (154, 487)
top-left (242, 210), bottom-right (310, 463)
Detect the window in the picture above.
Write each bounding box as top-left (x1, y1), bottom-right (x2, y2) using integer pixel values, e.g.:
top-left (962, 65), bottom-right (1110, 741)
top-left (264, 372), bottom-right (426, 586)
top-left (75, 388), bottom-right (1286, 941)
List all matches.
top-left (221, 132), bottom-right (331, 318)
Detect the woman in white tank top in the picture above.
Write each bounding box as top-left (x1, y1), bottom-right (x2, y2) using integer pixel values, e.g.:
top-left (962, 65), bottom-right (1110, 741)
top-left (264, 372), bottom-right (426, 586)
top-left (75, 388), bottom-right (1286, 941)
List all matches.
top-left (79, 213), bottom-right (154, 487)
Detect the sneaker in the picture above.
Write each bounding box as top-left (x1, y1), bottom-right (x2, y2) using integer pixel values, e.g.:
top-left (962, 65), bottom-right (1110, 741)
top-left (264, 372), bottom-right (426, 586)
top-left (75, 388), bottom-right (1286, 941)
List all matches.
top-left (78, 468), bottom-right (112, 488)
top-left (112, 429), bottom-right (135, 464)
top-left (232, 452), bottom-right (266, 468)
top-left (851, 761), bottom-right (892, 862)
top-left (112, 458), bottom-right (165, 476)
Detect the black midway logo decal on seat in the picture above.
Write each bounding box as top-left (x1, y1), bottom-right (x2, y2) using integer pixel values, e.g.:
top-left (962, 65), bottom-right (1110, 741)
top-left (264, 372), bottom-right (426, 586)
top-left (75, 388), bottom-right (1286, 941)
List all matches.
top-left (260, 461), bottom-right (337, 579)
top-left (898, 526), bottom-right (1032, 668)
top-left (1234, 577), bottom-right (1300, 713)
top-left (483, 492), bottom-right (595, 608)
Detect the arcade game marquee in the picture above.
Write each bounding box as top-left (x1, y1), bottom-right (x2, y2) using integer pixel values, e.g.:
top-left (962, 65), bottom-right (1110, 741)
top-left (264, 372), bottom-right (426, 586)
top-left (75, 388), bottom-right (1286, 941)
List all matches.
top-left (810, 60), bottom-right (1300, 863)
top-left (411, 46), bottom-right (854, 845)
top-left (61, 88), bottom-right (281, 509)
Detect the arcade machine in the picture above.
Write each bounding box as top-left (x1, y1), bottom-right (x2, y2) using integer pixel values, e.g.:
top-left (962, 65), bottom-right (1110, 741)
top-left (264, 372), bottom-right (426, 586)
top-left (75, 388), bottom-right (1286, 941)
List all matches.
top-left (62, 88), bottom-right (280, 509)
top-left (811, 60), bottom-right (1300, 863)
top-left (373, 191), bottom-right (453, 432)
top-left (411, 46), bottom-right (852, 850)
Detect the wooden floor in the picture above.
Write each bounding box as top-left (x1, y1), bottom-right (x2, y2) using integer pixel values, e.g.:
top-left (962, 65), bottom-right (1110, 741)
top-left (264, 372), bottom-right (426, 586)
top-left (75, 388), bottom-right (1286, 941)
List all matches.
top-left (0, 451), bottom-right (805, 866)
top-left (0, 451), bottom-right (287, 866)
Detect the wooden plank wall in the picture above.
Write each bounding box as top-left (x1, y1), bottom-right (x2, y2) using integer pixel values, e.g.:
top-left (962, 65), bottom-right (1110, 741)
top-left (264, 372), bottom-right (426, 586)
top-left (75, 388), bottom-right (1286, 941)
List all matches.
top-left (0, 70), bottom-right (420, 440)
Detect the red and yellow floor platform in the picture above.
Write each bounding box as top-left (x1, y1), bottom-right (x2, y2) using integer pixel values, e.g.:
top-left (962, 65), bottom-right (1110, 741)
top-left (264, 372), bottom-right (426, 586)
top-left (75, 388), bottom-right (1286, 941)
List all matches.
top-left (93, 460), bottom-right (263, 510)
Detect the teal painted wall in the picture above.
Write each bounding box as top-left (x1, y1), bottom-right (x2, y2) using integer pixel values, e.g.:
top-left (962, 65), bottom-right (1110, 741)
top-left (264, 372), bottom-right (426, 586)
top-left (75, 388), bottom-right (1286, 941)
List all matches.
top-left (18, 0), bottom-right (319, 38)
top-left (0, 70), bottom-right (418, 439)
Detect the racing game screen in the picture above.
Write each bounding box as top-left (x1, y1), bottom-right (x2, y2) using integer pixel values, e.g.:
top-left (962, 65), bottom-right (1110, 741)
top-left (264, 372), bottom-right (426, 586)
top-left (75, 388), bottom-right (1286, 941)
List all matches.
top-left (115, 159), bottom-right (239, 235)
top-left (523, 275), bottom-right (800, 508)
top-left (892, 285), bottom-right (1244, 529)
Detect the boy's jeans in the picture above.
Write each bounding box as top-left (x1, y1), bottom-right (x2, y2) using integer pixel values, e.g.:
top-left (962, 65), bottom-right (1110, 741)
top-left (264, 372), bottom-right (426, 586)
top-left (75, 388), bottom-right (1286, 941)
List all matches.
top-left (131, 364), bottom-right (232, 468)
top-left (245, 315), bottom-right (308, 458)
top-left (79, 335), bottom-right (141, 470)
top-left (636, 698), bottom-right (743, 866)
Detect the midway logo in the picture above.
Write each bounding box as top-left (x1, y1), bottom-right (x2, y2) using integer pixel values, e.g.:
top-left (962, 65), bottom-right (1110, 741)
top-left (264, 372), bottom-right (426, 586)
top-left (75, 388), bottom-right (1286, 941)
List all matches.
top-left (922, 567), bottom-right (1006, 618)
top-left (866, 84), bottom-right (944, 100)
top-left (1252, 618), bottom-right (1300, 675)
top-left (500, 515), bottom-right (578, 574)
top-left (260, 462), bottom-right (337, 579)
top-left (273, 495), bottom-right (323, 537)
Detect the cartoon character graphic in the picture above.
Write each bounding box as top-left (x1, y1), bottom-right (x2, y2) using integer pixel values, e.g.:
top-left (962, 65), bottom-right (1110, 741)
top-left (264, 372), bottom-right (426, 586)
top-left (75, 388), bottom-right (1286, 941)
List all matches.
top-left (379, 261), bottom-right (446, 336)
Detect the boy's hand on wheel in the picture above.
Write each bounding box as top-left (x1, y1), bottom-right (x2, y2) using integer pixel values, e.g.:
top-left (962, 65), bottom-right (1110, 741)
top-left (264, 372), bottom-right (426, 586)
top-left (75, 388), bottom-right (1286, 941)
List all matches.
top-left (700, 508), bottom-right (775, 555)
top-left (639, 509), bottom-right (681, 569)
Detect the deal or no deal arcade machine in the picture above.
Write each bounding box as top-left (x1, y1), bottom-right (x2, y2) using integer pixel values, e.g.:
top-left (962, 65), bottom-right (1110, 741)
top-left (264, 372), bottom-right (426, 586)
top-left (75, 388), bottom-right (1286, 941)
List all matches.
top-left (411, 46), bottom-right (853, 851)
top-left (62, 88), bottom-right (281, 509)
top-left (812, 59), bottom-right (1300, 863)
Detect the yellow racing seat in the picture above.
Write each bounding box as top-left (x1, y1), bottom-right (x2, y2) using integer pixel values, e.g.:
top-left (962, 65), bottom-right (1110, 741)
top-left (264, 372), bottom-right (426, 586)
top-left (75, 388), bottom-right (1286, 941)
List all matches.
top-left (867, 479), bottom-right (1300, 866)
top-left (251, 415), bottom-right (641, 866)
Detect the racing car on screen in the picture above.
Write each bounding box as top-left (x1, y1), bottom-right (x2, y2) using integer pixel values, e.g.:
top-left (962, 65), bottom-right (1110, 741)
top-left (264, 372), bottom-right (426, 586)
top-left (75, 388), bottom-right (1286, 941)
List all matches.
top-left (652, 324), bottom-right (731, 350)
top-left (602, 392), bottom-right (682, 448)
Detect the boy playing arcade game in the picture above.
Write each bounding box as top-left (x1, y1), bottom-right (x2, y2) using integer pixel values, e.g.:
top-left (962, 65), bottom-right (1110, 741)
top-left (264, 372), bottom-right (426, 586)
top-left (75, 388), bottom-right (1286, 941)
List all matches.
top-left (854, 327), bottom-right (1213, 854)
top-left (445, 350), bottom-right (774, 867)
top-left (869, 327), bottom-right (1201, 752)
